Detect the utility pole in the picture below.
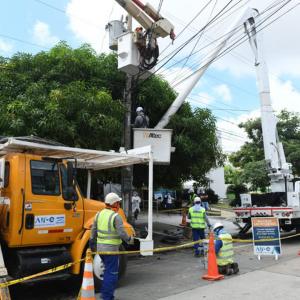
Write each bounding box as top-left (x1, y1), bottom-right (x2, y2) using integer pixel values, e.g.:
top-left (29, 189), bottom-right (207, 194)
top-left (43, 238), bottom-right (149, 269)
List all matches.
top-left (121, 15), bottom-right (134, 223)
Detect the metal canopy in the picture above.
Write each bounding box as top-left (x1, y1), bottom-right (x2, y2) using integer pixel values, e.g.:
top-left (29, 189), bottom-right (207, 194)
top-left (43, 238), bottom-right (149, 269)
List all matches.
top-left (0, 138), bottom-right (150, 170)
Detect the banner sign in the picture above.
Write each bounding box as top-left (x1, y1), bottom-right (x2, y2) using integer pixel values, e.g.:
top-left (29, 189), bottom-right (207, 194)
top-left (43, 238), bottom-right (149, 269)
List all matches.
top-left (252, 217), bottom-right (281, 259)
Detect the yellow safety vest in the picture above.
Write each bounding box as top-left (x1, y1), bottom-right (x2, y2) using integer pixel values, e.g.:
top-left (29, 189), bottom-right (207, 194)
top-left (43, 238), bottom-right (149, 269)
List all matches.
top-left (217, 233), bottom-right (234, 266)
top-left (189, 206), bottom-right (206, 229)
top-left (96, 209), bottom-right (122, 246)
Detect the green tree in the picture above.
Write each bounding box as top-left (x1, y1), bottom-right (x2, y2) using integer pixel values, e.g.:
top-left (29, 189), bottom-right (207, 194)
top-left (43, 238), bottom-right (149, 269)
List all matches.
top-left (224, 164), bottom-right (242, 185)
top-left (229, 110), bottom-right (300, 190)
top-left (241, 160), bottom-right (270, 192)
top-left (0, 42), bottom-right (223, 189)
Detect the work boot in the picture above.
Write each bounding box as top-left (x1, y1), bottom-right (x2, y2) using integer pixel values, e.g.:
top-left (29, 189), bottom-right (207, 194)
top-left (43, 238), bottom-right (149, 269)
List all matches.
top-left (231, 263), bottom-right (239, 274)
top-left (225, 265), bottom-right (234, 275)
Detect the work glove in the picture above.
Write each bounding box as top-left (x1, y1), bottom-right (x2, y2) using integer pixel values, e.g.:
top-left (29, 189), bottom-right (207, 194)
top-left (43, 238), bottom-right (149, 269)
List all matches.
top-left (127, 236), bottom-right (135, 245)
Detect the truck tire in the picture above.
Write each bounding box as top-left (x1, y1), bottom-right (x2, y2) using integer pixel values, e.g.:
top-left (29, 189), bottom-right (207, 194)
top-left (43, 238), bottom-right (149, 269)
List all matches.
top-left (93, 244), bottom-right (127, 292)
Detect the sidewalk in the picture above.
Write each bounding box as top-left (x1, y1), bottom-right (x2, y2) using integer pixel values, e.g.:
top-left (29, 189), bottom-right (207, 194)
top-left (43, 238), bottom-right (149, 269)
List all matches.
top-left (158, 256), bottom-right (300, 300)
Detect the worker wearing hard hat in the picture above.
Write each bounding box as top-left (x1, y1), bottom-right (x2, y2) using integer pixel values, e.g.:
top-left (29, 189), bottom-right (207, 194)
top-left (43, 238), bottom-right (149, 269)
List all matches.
top-left (188, 197), bottom-right (211, 257)
top-left (89, 193), bottom-right (134, 300)
top-left (213, 222), bottom-right (239, 275)
top-left (134, 106), bottom-right (149, 128)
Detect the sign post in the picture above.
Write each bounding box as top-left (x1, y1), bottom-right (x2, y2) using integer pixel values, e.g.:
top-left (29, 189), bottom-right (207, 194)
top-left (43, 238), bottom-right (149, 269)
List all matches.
top-left (252, 217), bottom-right (281, 260)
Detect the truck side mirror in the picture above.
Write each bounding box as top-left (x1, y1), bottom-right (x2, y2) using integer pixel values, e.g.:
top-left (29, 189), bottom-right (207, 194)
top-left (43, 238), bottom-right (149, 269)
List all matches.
top-left (66, 161), bottom-right (74, 187)
top-left (65, 161), bottom-right (77, 201)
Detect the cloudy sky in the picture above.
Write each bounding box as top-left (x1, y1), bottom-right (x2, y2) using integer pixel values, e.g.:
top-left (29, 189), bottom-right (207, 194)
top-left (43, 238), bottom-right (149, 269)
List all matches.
top-left (1, 0), bottom-right (299, 153)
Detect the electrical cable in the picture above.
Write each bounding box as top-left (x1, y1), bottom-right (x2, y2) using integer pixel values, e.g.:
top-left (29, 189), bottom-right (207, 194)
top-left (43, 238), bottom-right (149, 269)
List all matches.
top-left (169, 0), bottom-right (218, 86)
top-left (158, 0), bottom-right (291, 78)
top-left (171, 0), bottom-right (294, 89)
top-left (135, 0), bottom-right (241, 81)
top-left (33, 0), bottom-right (101, 29)
top-left (0, 33), bottom-right (50, 50)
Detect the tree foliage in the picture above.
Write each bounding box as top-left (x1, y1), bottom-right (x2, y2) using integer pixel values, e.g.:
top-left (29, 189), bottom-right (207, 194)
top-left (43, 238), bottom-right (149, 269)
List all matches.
top-left (0, 42), bottom-right (223, 189)
top-left (229, 110), bottom-right (300, 191)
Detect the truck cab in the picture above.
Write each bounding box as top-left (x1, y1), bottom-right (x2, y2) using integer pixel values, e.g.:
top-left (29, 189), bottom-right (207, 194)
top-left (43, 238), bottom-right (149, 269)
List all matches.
top-left (0, 138), bottom-right (139, 280)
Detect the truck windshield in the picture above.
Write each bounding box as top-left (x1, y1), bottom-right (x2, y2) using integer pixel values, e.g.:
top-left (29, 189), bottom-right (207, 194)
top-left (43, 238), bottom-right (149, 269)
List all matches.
top-left (31, 160), bottom-right (60, 195)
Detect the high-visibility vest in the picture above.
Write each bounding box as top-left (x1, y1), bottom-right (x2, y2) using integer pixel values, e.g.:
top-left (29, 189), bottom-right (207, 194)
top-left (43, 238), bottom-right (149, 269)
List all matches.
top-left (96, 209), bottom-right (122, 246)
top-left (216, 233), bottom-right (234, 266)
top-left (189, 206), bottom-right (206, 229)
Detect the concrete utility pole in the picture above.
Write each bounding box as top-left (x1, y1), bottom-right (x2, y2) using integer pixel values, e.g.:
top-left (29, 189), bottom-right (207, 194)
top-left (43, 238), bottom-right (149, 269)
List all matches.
top-left (121, 15), bottom-right (133, 223)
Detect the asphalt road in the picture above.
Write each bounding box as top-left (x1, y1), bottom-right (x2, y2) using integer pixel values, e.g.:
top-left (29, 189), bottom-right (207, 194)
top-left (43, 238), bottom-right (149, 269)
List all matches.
top-left (9, 213), bottom-right (300, 300)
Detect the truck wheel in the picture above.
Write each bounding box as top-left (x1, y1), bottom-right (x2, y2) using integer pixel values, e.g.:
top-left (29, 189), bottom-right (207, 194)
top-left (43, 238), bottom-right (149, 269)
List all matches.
top-left (93, 245), bottom-right (127, 292)
top-left (296, 225), bottom-right (300, 234)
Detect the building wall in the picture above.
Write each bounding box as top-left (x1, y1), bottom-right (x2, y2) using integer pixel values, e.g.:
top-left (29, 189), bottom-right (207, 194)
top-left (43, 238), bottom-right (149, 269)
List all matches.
top-left (207, 167), bottom-right (226, 198)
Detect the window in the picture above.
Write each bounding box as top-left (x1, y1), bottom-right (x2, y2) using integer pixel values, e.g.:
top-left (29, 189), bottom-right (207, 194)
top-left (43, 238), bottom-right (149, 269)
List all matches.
top-left (31, 161), bottom-right (60, 195)
top-left (60, 164), bottom-right (78, 201)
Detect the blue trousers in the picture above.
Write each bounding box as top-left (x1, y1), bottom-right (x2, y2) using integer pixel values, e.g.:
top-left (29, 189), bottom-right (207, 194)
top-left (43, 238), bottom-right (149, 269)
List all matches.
top-left (100, 255), bottom-right (119, 300)
top-left (192, 228), bottom-right (205, 255)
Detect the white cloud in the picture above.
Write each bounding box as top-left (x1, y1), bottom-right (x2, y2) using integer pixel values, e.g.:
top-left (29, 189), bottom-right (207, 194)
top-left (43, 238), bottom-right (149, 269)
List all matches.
top-left (213, 84), bottom-right (232, 103)
top-left (270, 76), bottom-right (300, 113)
top-left (66, 0), bottom-right (124, 52)
top-left (0, 39), bottom-right (13, 53)
top-left (218, 109), bottom-right (260, 153)
top-left (33, 21), bottom-right (59, 46)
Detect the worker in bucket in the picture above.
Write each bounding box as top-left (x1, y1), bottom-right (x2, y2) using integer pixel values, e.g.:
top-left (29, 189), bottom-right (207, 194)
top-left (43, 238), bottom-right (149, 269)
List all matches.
top-left (188, 197), bottom-right (211, 257)
top-left (89, 192), bottom-right (134, 300)
top-left (213, 222), bottom-right (239, 275)
top-left (134, 106), bottom-right (149, 128)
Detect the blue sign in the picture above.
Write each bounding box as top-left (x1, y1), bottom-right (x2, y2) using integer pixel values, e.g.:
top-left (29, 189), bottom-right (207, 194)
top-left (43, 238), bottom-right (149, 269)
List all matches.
top-left (252, 217), bottom-right (281, 257)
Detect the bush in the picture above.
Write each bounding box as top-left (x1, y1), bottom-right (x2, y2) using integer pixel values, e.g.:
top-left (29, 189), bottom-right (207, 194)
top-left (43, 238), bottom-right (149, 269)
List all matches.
top-left (227, 184), bottom-right (248, 207)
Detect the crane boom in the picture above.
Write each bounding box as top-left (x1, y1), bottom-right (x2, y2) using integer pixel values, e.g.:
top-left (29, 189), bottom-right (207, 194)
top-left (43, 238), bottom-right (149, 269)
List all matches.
top-left (155, 8), bottom-right (260, 129)
top-left (114, 0), bottom-right (174, 38)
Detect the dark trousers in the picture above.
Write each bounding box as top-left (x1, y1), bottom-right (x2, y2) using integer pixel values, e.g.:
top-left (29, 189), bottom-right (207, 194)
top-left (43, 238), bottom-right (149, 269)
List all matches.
top-left (192, 228), bottom-right (205, 255)
top-left (100, 255), bottom-right (119, 300)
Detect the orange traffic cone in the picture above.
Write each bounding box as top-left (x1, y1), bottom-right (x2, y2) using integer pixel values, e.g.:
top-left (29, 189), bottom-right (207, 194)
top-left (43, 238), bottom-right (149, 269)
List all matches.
top-left (180, 208), bottom-right (187, 226)
top-left (202, 232), bottom-right (224, 281)
top-left (80, 248), bottom-right (96, 300)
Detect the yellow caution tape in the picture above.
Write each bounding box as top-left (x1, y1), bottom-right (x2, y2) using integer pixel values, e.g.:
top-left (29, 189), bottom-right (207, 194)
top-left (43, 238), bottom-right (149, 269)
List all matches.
top-left (1, 232), bottom-right (299, 288)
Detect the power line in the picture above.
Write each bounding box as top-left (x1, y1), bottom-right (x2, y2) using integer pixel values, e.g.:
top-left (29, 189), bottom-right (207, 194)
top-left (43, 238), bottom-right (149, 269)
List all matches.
top-left (171, 0), bottom-right (294, 90)
top-left (159, 0), bottom-right (291, 81)
top-left (138, 0), bottom-right (240, 81)
top-left (170, 0), bottom-right (218, 86)
top-left (33, 0), bottom-right (101, 29)
top-left (0, 33), bottom-right (49, 50)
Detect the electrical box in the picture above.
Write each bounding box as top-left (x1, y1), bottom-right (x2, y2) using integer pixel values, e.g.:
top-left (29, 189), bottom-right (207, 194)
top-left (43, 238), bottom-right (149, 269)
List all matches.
top-left (118, 32), bottom-right (140, 75)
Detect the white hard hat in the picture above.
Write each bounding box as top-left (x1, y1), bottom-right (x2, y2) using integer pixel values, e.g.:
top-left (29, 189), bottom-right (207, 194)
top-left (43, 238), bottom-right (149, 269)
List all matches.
top-left (105, 192), bottom-right (122, 205)
top-left (213, 222), bottom-right (224, 231)
top-left (194, 196), bottom-right (201, 203)
top-left (136, 107), bottom-right (143, 112)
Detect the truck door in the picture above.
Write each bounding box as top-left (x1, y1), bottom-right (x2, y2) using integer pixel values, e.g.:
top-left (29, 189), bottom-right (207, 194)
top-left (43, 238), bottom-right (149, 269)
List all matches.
top-left (21, 156), bottom-right (84, 245)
